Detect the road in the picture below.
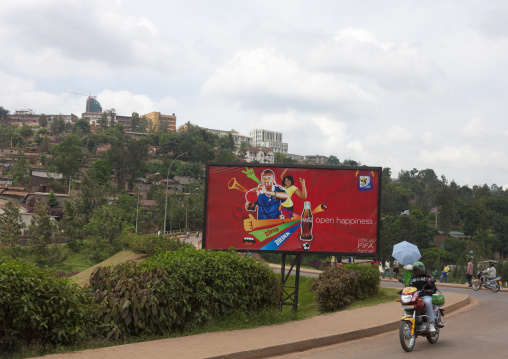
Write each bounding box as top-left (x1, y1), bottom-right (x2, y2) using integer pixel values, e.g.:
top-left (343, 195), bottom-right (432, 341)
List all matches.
top-left (271, 282), bottom-right (508, 358)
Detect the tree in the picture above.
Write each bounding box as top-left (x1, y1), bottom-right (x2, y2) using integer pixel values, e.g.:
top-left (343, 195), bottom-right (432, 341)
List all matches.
top-left (83, 198), bottom-right (135, 244)
top-left (91, 159), bottom-right (114, 185)
top-left (47, 190), bottom-right (59, 208)
top-left (0, 125), bottom-right (23, 147)
top-left (326, 155), bottom-right (340, 166)
top-left (20, 125), bottom-right (34, 140)
top-left (58, 200), bottom-right (85, 251)
top-left (435, 185), bottom-right (457, 233)
top-left (49, 134), bottom-right (84, 180)
top-left (126, 138), bottom-right (149, 180)
top-left (0, 106), bottom-right (9, 124)
top-left (76, 170), bottom-right (112, 218)
top-left (106, 137), bottom-right (129, 189)
top-left (10, 149), bottom-right (29, 186)
top-left (98, 109), bottom-right (116, 128)
top-left (72, 119), bottom-right (91, 135)
top-left (138, 116), bottom-right (148, 133)
top-left (130, 112), bottom-right (140, 132)
top-left (38, 136), bottom-right (51, 153)
top-left (50, 115), bottom-right (66, 135)
top-left (274, 152), bottom-right (298, 164)
top-left (176, 161), bottom-right (203, 179)
top-left (27, 200), bottom-right (54, 264)
top-left (236, 141), bottom-right (248, 162)
top-left (99, 112), bottom-right (109, 128)
top-left (39, 114), bottom-right (48, 128)
top-left (0, 200), bottom-right (24, 247)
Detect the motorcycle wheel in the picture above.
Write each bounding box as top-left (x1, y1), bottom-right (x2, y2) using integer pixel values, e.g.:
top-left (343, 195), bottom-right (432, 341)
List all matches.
top-left (426, 327), bottom-right (440, 344)
top-left (399, 320), bottom-right (416, 352)
top-left (472, 279), bottom-right (481, 291)
top-left (490, 282), bottom-right (500, 293)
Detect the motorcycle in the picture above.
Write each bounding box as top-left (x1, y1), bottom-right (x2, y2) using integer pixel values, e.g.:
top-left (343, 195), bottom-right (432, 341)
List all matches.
top-left (396, 278), bottom-right (445, 352)
top-left (472, 271), bottom-right (502, 293)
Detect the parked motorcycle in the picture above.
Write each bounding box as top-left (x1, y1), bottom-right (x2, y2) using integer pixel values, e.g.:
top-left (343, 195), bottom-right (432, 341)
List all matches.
top-left (396, 278), bottom-right (445, 352)
top-left (472, 271), bottom-right (502, 293)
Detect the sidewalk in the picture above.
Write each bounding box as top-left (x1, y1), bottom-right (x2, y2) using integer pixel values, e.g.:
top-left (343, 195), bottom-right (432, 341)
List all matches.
top-left (38, 272), bottom-right (471, 359)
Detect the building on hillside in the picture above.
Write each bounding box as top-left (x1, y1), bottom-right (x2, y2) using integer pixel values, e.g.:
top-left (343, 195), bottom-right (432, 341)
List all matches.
top-left (25, 192), bottom-right (68, 207)
top-left (81, 112), bottom-right (102, 125)
top-left (244, 147), bottom-right (275, 164)
top-left (116, 115), bottom-right (132, 131)
top-left (249, 129), bottom-right (288, 154)
top-left (305, 155), bottom-right (328, 165)
top-left (287, 153), bottom-right (306, 163)
top-left (202, 128), bottom-right (253, 148)
top-left (29, 168), bottom-right (64, 193)
top-left (47, 113), bottom-right (79, 124)
top-left (142, 112), bottom-right (176, 133)
top-left (0, 187), bottom-right (30, 205)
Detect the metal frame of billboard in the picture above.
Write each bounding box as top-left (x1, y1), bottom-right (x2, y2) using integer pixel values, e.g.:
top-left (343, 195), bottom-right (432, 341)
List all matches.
top-left (203, 163), bottom-right (382, 257)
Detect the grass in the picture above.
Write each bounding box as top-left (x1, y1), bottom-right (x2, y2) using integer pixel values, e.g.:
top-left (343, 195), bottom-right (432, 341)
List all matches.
top-left (69, 249), bottom-right (148, 287)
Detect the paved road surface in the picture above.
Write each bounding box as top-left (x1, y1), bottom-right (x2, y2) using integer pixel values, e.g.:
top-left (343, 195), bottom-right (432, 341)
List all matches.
top-left (271, 283), bottom-right (508, 358)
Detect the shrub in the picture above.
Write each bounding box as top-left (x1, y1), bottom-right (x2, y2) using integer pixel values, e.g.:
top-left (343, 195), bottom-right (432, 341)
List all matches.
top-left (0, 259), bottom-right (97, 350)
top-left (123, 233), bottom-right (193, 255)
top-left (140, 248), bottom-right (282, 332)
top-left (89, 262), bottom-right (167, 340)
top-left (310, 264), bottom-right (380, 313)
top-left (89, 248), bottom-right (282, 339)
top-left (310, 266), bottom-right (359, 312)
top-left (344, 263), bottom-right (380, 299)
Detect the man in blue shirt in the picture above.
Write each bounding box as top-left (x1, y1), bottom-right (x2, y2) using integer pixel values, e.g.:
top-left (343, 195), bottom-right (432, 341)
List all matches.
top-left (246, 169), bottom-right (288, 219)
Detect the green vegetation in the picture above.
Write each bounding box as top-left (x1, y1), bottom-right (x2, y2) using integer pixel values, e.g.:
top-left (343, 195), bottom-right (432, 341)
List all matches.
top-left (0, 259), bottom-right (98, 351)
top-left (311, 264), bottom-right (380, 312)
top-left (1, 249), bottom-right (398, 358)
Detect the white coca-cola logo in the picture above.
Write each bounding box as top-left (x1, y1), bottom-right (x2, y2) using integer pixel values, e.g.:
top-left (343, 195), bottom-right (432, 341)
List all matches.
top-left (301, 217), bottom-right (313, 222)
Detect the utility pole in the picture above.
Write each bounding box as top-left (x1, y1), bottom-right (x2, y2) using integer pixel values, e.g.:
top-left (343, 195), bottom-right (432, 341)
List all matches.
top-left (164, 152), bottom-right (187, 234)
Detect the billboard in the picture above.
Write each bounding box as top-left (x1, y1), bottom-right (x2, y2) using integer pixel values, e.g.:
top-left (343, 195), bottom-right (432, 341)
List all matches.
top-left (203, 164), bottom-right (381, 255)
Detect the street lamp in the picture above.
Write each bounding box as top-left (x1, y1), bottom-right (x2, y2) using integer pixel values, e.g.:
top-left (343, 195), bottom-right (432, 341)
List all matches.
top-left (164, 152), bottom-right (187, 234)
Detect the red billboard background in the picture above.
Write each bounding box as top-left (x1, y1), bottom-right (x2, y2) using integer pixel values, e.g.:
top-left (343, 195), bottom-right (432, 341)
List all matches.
top-left (203, 164), bottom-right (381, 255)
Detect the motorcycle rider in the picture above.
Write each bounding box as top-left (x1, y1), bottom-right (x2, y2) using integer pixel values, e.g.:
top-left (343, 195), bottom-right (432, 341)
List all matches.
top-left (481, 262), bottom-right (497, 284)
top-left (408, 261), bottom-right (439, 332)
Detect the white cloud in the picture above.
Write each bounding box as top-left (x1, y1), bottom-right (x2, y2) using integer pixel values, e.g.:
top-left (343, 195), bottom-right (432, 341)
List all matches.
top-left (461, 118), bottom-right (485, 138)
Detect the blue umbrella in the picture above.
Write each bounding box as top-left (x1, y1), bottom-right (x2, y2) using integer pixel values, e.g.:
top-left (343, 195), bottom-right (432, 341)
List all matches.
top-left (392, 241), bottom-right (421, 265)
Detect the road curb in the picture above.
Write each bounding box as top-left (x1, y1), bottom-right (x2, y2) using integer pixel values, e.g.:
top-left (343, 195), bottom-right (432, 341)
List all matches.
top-left (208, 293), bottom-right (471, 359)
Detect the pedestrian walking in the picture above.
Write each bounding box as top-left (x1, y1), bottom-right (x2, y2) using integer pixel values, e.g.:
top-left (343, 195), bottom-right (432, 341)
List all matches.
top-left (466, 258), bottom-right (474, 287)
top-left (440, 264), bottom-right (450, 283)
top-left (382, 260), bottom-right (392, 279)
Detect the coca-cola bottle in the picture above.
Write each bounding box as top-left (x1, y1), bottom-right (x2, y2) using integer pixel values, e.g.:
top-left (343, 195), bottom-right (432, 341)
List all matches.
top-left (300, 201), bottom-right (313, 241)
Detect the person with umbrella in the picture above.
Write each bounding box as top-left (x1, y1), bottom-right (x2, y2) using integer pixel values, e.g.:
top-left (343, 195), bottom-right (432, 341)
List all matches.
top-left (392, 241), bottom-right (421, 286)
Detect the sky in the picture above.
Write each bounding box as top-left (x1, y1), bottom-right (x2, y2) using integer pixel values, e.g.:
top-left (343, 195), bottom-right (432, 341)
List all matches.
top-left (1, 0), bottom-right (508, 189)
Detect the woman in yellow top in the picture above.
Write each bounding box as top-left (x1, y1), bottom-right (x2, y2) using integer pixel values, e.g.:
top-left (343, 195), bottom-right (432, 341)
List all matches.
top-left (280, 169), bottom-right (307, 212)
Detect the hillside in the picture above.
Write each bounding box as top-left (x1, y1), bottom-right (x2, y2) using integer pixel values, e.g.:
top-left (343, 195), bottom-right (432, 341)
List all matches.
top-left (71, 250), bottom-right (148, 287)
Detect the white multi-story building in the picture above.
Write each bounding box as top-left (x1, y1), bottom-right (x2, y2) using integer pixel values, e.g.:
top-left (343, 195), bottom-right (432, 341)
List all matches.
top-left (249, 129), bottom-right (288, 154)
top-left (202, 128), bottom-right (253, 148)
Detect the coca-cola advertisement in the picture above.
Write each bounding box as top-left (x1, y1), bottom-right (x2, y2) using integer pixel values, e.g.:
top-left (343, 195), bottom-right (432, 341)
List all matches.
top-left (203, 164), bottom-right (381, 255)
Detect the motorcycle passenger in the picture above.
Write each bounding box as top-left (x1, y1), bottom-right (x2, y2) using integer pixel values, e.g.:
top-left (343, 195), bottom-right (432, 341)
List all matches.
top-left (408, 261), bottom-right (438, 332)
top-left (481, 263), bottom-right (497, 284)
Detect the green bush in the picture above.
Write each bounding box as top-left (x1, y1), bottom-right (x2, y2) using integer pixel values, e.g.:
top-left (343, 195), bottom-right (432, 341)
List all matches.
top-left (310, 264), bottom-right (380, 313)
top-left (89, 248), bottom-right (282, 339)
top-left (0, 259), bottom-right (97, 350)
top-left (89, 262), bottom-right (168, 340)
top-left (310, 266), bottom-right (359, 312)
top-left (123, 233), bottom-right (193, 255)
top-left (141, 248), bottom-right (282, 331)
top-left (344, 263), bottom-right (380, 299)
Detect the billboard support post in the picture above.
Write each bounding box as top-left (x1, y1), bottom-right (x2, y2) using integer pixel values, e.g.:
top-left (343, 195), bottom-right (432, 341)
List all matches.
top-left (279, 252), bottom-right (302, 312)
